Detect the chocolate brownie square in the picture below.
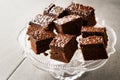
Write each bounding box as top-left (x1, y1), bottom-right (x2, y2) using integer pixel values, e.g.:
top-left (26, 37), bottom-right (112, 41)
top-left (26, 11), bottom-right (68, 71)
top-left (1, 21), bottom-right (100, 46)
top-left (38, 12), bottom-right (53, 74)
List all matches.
top-left (49, 34), bottom-right (78, 63)
top-left (28, 14), bottom-right (55, 32)
top-left (80, 36), bottom-right (108, 60)
top-left (66, 3), bottom-right (96, 26)
top-left (54, 15), bottom-right (83, 35)
top-left (44, 4), bottom-right (68, 18)
top-left (28, 28), bottom-right (56, 54)
top-left (81, 27), bottom-right (108, 47)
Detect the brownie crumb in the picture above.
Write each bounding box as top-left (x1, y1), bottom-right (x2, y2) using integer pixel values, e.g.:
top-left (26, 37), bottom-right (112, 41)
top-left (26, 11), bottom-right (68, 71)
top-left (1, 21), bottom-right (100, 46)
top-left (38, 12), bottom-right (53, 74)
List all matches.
top-left (28, 37), bottom-right (30, 40)
top-left (43, 52), bottom-right (48, 56)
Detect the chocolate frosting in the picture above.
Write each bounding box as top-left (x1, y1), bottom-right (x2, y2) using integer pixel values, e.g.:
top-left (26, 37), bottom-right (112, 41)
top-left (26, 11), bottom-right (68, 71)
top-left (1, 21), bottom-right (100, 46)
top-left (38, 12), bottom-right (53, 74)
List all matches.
top-left (80, 36), bottom-right (104, 45)
top-left (81, 27), bottom-right (106, 32)
top-left (29, 29), bottom-right (56, 41)
top-left (67, 3), bottom-right (94, 17)
top-left (50, 34), bottom-right (75, 48)
top-left (54, 14), bottom-right (80, 25)
top-left (30, 14), bottom-right (55, 27)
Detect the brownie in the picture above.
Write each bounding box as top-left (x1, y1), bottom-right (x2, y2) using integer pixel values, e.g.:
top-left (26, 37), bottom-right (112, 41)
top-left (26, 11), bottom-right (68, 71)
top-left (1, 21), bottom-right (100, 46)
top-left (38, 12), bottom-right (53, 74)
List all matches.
top-left (81, 27), bottom-right (108, 47)
top-left (28, 14), bottom-right (55, 32)
top-left (66, 3), bottom-right (96, 26)
top-left (54, 15), bottom-right (83, 35)
top-left (80, 36), bottom-right (108, 60)
top-left (49, 34), bottom-right (78, 63)
top-left (44, 4), bottom-right (68, 18)
top-left (28, 28), bottom-right (56, 54)
top-left (44, 3), bottom-right (55, 15)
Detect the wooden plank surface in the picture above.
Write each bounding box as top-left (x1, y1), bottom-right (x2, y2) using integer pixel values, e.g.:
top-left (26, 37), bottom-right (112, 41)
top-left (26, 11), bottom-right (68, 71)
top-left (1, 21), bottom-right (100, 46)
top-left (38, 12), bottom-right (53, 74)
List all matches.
top-left (8, 58), bottom-right (55, 80)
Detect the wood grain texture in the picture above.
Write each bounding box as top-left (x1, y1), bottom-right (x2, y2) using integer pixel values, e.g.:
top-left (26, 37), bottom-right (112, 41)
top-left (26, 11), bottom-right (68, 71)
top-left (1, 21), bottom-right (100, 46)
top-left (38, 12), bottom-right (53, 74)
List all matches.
top-left (8, 58), bottom-right (55, 80)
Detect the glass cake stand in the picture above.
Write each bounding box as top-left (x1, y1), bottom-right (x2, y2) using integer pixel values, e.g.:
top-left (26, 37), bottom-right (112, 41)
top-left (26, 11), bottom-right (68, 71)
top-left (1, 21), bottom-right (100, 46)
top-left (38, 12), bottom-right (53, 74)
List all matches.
top-left (17, 18), bottom-right (117, 80)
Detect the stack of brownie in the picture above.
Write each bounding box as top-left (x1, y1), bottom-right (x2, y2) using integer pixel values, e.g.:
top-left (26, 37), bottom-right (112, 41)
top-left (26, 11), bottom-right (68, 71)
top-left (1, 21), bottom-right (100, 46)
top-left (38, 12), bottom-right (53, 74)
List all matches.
top-left (26, 2), bottom-right (108, 63)
top-left (80, 27), bottom-right (108, 60)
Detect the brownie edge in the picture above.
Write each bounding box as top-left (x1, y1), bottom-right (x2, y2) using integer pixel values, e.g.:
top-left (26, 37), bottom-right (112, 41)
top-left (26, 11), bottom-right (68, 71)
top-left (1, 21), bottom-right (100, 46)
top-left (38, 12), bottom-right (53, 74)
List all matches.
top-left (81, 27), bottom-right (108, 47)
top-left (28, 29), bottom-right (56, 54)
top-left (80, 36), bottom-right (108, 60)
top-left (66, 3), bottom-right (96, 26)
top-left (49, 34), bottom-right (78, 63)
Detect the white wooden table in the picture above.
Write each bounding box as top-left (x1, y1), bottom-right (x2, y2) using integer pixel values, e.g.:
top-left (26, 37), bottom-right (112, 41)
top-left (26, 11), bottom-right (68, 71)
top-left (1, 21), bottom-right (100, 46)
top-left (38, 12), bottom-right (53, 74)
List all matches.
top-left (0, 0), bottom-right (120, 80)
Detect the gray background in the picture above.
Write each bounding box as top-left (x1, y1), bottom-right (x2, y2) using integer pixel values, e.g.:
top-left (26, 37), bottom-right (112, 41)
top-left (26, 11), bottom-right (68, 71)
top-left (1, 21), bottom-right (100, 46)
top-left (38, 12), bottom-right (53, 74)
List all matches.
top-left (0, 0), bottom-right (120, 80)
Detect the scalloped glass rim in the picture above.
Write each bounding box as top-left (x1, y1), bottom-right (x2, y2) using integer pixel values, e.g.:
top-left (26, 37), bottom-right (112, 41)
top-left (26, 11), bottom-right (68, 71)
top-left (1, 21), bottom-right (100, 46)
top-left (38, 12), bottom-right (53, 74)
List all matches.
top-left (17, 18), bottom-right (117, 75)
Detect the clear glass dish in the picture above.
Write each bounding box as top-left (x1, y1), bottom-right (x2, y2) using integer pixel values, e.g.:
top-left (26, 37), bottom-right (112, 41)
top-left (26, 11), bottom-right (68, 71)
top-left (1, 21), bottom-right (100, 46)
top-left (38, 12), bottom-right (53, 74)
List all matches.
top-left (17, 18), bottom-right (117, 80)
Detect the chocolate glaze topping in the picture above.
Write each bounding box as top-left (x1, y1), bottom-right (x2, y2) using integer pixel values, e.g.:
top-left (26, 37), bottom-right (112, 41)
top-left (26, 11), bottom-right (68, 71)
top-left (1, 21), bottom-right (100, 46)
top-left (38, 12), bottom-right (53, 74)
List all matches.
top-left (81, 27), bottom-right (106, 32)
top-left (54, 14), bottom-right (80, 25)
top-left (50, 34), bottom-right (75, 48)
top-left (29, 29), bottom-right (56, 41)
top-left (29, 14), bottom-right (55, 27)
top-left (80, 36), bottom-right (104, 45)
top-left (67, 3), bottom-right (94, 17)
top-left (49, 6), bottom-right (64, 17)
